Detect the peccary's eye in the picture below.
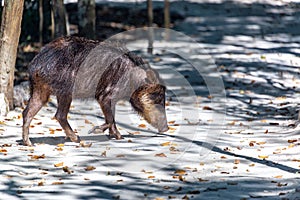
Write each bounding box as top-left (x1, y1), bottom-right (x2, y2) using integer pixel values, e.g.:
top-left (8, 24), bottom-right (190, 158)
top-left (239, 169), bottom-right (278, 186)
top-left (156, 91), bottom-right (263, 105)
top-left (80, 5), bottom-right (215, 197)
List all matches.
top-left (150, 92), bottom-right (164, 104)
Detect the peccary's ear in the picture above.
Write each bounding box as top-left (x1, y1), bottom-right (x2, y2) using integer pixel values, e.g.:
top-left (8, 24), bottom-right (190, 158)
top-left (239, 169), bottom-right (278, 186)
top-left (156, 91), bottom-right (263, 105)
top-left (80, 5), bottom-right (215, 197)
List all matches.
top-left (146, 70), bottom-right (158, 83)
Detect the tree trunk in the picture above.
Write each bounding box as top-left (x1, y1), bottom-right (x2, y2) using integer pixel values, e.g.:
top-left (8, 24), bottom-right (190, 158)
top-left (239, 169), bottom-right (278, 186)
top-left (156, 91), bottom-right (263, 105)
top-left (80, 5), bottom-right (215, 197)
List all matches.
top-left (39, 0), bottom-right (43, 46)
top-left (52, 0), bottom-right (67, 38)
top-left (147, 0), bottom-right (153, 54)
top-left (164, 0), bottom-right (170, 40)
top-left (0, 0), bottom-right (24, 115)
top-left (78, 0), bottom-right (96, 39)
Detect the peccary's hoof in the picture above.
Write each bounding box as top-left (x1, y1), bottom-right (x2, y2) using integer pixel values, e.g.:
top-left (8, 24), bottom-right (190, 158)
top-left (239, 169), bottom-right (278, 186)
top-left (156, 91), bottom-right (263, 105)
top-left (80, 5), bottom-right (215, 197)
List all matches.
top-left (109, 133), bottom-right (123, 140)
top-left (67, 134), bottom-right (80, 143)
top-left (23, 139), bottom-right (33, 146)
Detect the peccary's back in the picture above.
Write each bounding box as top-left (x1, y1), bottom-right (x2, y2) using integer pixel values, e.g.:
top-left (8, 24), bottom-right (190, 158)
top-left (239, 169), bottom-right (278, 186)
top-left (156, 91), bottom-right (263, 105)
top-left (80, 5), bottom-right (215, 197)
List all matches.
top-left (28, 36), bottom-right (99, 96)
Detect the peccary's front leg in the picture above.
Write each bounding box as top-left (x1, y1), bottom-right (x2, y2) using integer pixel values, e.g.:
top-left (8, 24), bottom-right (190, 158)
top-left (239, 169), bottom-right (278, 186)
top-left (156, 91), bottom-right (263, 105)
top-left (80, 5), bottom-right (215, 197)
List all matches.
top-left (97, 98), bottom-right (122, 139)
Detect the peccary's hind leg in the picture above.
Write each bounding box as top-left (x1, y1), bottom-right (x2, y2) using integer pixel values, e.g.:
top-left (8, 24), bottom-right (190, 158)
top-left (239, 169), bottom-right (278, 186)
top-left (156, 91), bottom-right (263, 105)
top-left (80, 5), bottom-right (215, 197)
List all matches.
top-left (54, 95), bottom-right (79, 143)
top-left (95, 98), bottom-right (122, 140)
top-left (22, 87), bottom-right (50, 146)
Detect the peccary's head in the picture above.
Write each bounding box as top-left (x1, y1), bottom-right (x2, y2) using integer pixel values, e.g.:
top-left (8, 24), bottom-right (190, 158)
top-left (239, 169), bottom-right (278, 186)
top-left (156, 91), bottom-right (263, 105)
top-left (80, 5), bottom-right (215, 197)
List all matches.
top-left (130, 70), bottom-right (168, 132)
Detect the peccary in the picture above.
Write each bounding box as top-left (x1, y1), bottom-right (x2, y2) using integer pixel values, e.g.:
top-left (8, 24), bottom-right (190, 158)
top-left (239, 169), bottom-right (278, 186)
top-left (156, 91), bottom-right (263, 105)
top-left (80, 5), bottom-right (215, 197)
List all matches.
top-left (22, 36), bottom-right (168, 146)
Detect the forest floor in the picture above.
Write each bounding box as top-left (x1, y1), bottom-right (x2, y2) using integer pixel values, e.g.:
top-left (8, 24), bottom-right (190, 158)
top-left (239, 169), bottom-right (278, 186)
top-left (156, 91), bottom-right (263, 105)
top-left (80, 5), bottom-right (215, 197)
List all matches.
top-left (2, 0), bottom-right (300, 199)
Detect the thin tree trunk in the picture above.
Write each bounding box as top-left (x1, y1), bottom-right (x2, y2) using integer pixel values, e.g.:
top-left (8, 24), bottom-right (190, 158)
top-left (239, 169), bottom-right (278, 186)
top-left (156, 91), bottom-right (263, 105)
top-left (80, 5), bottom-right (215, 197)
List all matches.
top-left (78, 0), bottom-right (96, 39)
top-left (0, 0), bottom-right (24, 115)
top-left (52, 0), bottom-right (67, 38)
top-left (39, 0), bottom-right (43, 46)
top-left (147, 0), bottom-right (153, 54)
top-left (164, 0), bottom-right (170, 40)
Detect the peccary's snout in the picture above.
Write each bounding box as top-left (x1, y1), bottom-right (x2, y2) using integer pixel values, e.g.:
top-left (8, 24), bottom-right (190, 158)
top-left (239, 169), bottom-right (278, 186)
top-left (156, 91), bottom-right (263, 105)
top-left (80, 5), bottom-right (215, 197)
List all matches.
top-left (149, 104), bottom-right (168, 133)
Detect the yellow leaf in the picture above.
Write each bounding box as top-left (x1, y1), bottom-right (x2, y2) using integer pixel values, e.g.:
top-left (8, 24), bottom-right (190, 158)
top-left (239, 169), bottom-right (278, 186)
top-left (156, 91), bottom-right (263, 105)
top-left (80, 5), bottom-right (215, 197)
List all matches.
top-left (160, 142), bottom-right (171, 146)
top-left (258, 155), bottom-right (269, 159)
top-left (168, 126), bottom-right (177, 131)
top-left (148, 175), bottom-right (155, 179)
top-left (54, 162), bottom-right (64, 167)
top-left (55, 147), bottom-right (63, 151)
top-left (57, 143), bottom-right (64, 147)
top-left (274, 175), bottom-right (283, 179)
top-left (288, 143), bottom-right (295, 148)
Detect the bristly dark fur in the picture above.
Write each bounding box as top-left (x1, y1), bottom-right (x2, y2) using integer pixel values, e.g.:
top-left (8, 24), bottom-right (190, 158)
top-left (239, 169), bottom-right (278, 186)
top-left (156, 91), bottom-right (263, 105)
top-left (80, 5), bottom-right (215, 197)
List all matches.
top-left (22, 36), bottom-right (168, 146)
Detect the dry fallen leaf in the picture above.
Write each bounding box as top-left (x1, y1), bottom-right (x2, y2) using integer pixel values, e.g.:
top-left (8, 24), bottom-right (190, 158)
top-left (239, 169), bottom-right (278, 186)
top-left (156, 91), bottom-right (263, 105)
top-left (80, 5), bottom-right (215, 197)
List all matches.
top-left (168, 120), bottom-right (176, 124)
top-left (203, 106), bottom-right (213, 110)
top-left (49, 128), bottom-right (55, 134)
top-left (52, 181), bottom-right (64, 185)
top-left (141, 169), bottom-right (153, 174)
top-left (148, 176), bottom-right (155, 179)
top-left (168, 126), bottom-right (177, 131)
top-left (160, 142), bottom-right (171, 146)
top-left (29, 154), bottom-right (45, 160)
top-left (155, 153), bottom-right (167, 157)
top-left (274, 175), bottom-right (283, 179)
top-left (0, 148), bottom-right (7, 153)
top-left (101, 151), bottom-right (107, 157)
top-left (54, 162), bottom-right (64, 167)
top-left (116, 154), bottom-right (125, 158)
top-left (84, 119), bottom-right (93, 124)
top-left (198, 178), bottom-right (209, 182)
top-left (38, 180), bottom-right (45, 186)
top-left (174, 169), bottom-right (186, 175)
top-left (288, 139), bottom-right (297, 143)
top-left (85, 166), bottom-right (96, 171)
top-left (138, 124), bottom-right (146, 128)
top-left (234, 159), bottom-right (240, 164)
top-left (79, 141), bottom-right (92, 148)
top-left (62, 166), bottom-right (73, 174)
top-left (128, 131), bottom-right (140, 135)
top-left (258, 155), bottom-right (269, 159)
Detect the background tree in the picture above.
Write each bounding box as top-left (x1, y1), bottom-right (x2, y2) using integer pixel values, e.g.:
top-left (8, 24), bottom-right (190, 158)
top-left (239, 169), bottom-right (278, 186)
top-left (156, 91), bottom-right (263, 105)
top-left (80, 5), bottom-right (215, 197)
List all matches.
top-left (52, 0), bottom-right (68, 38)
top-left (164, 0), bottom-right (170, 40)
top-left (78, 0), bottom-right (96, 39)
top-left (0, 0), bottom-right (24, 115)
top-left (147, 0), bottom-right (153, 54)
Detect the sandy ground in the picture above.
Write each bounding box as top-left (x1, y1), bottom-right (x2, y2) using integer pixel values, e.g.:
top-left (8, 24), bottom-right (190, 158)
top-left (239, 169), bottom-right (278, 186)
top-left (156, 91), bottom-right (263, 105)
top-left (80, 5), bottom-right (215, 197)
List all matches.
top-left (2, 0), bottom-right (300, 199)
